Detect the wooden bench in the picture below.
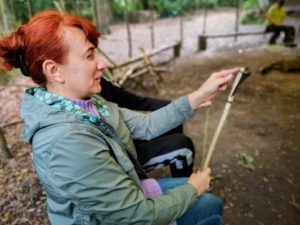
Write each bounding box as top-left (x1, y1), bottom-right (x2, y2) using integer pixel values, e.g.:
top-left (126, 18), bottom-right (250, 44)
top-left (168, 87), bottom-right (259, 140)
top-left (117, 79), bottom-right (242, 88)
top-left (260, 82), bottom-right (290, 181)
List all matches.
top-left (198, 31), bottom-right (266, 50)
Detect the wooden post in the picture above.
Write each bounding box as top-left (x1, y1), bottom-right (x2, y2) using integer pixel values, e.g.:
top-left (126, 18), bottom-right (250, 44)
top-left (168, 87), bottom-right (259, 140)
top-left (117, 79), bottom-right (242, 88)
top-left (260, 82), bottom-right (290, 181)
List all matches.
top-left (174, 42), bottom-right (181, 57)
top-left (150, 0), bottom-right (155, 49)
top-left (27, 0), bottom-right (33, 18)
top-left (0, 128), bottom-right (12, 160)
top-left (234, 0), bottom-right (241, 42)
top-left (180, 13), bottom-right (184, 44)
top-left (91, 0), bottom-right (97, 25)
top-left (0, 0), bottom-right (8, 32)
top-left (198, 35), bottom-right (207, 50)
top-left (202, 1), bottom-right (208, 36)
top-left (124, 0), bottom-right (132, 58)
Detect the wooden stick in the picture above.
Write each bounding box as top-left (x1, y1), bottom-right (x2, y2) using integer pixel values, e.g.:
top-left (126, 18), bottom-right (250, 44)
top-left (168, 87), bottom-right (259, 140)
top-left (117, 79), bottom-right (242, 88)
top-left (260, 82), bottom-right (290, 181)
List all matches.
top-left (201, 107), bottom-right (210, 168)
top-left (139, 47), bottom-right (160, 90)
top-left (202, 68), bottom-right (248, 169)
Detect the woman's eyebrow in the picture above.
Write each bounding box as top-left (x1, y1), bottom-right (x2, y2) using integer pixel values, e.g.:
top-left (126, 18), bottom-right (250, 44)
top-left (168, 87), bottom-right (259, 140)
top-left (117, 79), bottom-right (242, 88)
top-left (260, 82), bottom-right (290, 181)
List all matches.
top-left (83, 46), bottom-right (95, 56)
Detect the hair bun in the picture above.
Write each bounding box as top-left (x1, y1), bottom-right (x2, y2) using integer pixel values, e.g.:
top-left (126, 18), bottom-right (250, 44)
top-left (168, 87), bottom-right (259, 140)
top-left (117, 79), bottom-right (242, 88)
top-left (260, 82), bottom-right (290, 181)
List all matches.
top-left (15, 50), bottom-right (29, 76)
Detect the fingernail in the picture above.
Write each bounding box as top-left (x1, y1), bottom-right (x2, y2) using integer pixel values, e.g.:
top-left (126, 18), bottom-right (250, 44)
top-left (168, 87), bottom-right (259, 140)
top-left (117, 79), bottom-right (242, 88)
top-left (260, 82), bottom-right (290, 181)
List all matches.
top-left (228, 73), bottom-right (233, 79)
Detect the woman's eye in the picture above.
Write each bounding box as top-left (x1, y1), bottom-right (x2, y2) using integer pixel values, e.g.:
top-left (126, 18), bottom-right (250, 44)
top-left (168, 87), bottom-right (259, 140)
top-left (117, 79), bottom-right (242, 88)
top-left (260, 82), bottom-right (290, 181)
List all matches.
top-left (87, 50), bottom-right (95, 59)
top-left (87, 53), bottom-right (94, 59)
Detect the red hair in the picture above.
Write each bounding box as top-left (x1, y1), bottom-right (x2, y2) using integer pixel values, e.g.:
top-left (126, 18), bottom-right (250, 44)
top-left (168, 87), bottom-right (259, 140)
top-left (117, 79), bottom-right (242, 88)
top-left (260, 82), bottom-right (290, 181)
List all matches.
top-left (0, 11), bottom-right (100, 86)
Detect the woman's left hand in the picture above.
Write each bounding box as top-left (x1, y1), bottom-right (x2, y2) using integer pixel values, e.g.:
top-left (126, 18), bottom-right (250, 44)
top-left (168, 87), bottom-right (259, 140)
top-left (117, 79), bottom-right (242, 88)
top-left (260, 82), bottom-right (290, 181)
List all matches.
top-left (188, 67), bottom-right (240, 110)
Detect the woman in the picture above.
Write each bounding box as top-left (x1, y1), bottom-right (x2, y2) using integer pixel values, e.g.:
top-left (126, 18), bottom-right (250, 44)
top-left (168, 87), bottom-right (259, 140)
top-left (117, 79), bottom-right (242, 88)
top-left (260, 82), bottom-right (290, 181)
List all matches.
top-left (0, 11), bottom-right (239, 225)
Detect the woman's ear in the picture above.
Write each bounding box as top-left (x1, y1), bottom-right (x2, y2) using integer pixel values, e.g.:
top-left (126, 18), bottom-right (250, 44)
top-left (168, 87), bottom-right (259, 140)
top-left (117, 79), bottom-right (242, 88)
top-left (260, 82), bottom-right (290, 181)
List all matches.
top-left (42, 59), bottom-right (64, 83)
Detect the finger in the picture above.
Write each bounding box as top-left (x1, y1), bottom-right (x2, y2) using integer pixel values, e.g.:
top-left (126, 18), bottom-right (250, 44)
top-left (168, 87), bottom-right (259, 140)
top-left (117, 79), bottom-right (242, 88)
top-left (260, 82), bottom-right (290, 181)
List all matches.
top-left (219, 67), bottom-right (240, 77)
top-left (217, 73), bottom-right (234, 87)
top-left (218, 84), bottom-right (227, 91)
top-left (199, 101), bottom-right (212, 108)
top-left (214, 68), bottom-right (240, 79)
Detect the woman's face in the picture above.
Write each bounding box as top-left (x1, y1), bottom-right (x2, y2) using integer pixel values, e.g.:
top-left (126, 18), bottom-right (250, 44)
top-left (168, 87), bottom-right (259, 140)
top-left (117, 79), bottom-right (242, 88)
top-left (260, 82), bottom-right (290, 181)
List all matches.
top-left (58, 26), bottom-right (106, 99)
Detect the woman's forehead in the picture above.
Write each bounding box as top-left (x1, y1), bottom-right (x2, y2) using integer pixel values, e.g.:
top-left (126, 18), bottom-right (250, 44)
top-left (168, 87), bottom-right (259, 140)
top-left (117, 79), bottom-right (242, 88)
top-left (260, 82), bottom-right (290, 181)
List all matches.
top-left (61, 26), bottom-right (92, 54)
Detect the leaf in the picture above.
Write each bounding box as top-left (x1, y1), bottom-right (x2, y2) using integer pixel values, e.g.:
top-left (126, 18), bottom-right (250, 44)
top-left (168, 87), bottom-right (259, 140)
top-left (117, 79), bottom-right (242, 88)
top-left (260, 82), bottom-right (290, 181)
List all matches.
top-left (237, 152), bottom-right (255, 171)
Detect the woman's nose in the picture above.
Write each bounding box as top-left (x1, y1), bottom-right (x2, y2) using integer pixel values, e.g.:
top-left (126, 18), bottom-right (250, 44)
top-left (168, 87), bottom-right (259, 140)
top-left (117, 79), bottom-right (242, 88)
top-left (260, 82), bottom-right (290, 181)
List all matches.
top-left (97, 57), bottom-right (107, 70)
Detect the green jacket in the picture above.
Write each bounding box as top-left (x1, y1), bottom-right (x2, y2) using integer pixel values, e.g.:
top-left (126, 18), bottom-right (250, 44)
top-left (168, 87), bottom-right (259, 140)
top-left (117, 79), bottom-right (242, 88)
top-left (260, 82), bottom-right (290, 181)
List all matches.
top-left (20, 87), bottom-right (198, 225)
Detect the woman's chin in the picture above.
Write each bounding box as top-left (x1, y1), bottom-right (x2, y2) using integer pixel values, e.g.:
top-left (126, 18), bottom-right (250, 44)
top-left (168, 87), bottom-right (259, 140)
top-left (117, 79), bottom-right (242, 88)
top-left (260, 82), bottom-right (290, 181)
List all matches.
top-left (91, 85), bottom-right (101, 95)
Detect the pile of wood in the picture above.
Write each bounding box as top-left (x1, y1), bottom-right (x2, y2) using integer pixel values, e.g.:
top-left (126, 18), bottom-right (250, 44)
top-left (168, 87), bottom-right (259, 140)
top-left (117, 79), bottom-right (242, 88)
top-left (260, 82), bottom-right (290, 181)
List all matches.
top-left (99, 41), bottom-right (181, 89)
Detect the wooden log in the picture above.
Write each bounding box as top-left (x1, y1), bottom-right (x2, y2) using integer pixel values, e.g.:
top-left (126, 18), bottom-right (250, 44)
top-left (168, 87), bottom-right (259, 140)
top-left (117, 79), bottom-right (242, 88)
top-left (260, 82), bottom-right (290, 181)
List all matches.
top-left (0, 128), bottom-right (12, 160)
top-left (205, 31), bottom-right (266, 39)
top-left (112, 41), bottom-right (181, 70)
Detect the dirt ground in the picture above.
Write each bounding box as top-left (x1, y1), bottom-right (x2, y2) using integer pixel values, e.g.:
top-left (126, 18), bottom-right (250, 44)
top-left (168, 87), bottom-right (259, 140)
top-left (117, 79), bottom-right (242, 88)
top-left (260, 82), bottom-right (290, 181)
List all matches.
top-left (134, 45), bottom-right (300, 225)
top-left (0, 7), bottom-right (300, 225)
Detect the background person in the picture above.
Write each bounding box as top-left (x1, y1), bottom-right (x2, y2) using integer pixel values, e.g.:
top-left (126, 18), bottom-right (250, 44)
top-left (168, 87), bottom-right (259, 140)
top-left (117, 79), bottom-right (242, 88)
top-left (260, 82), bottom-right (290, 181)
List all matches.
top-left (265, 0), bottom-right (296, 46)
top-left (0, 10), bottom-right (239, 225)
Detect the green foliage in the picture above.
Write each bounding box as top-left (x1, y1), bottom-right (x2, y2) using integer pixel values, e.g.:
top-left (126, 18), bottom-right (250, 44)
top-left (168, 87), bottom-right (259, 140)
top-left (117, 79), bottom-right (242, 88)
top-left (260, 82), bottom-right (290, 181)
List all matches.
top-left (241, 11), bottom-right (264, 24)
top-left (242, 0), bottom-right (259, 10)
top-left (240, 0), bottom-right (264, 24)
top-left (154, 0), bottom-right (183, 17)
top-left (3, 0), bottom-right (92, 28)
top-left (110, 0), bottom-right (144, 18)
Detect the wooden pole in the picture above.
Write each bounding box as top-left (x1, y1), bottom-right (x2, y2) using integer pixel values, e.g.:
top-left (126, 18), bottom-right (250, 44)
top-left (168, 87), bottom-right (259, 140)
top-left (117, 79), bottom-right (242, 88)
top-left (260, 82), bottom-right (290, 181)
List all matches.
top-left (27, 0), bottom-right (33, 18)
top-left (202, 107), bottom-right (210, 168)
top-left (234, 0), bottom-right (241, 42)
top-left (91, 0), bottom-right (97, 26)
top-left (202, 0), bottom-right (208, 35)
top-left (150, 0), bottom-right (155, 49)
top-left (124, 0), bottom-right (132, 58)
top-left (180, 12), bottom-right (184, 44)
top-left (202, 68), bottom-right (249, 169)
top-left (0, 0), bottom-right (8, 33)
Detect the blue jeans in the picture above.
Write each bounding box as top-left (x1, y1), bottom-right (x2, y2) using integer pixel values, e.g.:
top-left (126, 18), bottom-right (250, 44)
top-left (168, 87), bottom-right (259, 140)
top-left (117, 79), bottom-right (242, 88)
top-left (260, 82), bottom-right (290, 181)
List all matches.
top-left (157, 178), bottom-right (223, 225)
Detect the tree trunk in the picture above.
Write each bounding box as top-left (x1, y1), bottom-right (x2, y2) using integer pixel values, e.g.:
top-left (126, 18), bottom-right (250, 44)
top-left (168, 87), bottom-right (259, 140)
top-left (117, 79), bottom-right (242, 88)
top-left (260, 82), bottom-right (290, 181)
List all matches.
top-left (27, 0), bottom-right (33, 19)
top-left (0, 128), bottom-right (12, 160)
top-left (234, 0), bottom-right (241, 42)
top-left (201, 0), bottom-right (208, 35)
top-left (180, 13), bottom-right (184, 44)
top-left (0, 0), bottom-right (9, 33)
top-left (150, 0), bottom-right (155, 49)
top-left (124, 0), bottom-right (132, 58)
top-left (93, 0), bottom-right (111, 34)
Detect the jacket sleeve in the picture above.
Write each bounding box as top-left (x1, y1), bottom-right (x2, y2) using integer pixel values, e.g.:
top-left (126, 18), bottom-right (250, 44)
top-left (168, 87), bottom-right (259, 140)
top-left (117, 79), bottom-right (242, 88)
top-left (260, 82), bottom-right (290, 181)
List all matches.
top-left (120, 95), bottom-right (194, 140)
top-left (48, 127), bottom-right (197, 225)
top-left (100, 78), bottom-right (170, 111)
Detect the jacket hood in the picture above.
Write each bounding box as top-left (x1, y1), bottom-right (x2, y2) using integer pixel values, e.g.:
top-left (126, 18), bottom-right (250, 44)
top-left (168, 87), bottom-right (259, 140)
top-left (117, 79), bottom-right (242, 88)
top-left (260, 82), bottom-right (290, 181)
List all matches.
top-left (20, 90), bottom-right (80, 144)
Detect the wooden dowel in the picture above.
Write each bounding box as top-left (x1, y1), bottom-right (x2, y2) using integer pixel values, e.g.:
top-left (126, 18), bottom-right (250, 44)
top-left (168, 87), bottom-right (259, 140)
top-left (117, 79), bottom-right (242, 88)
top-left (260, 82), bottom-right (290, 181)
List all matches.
top-left (202, 71), bottom-right (244, 169)
top-left (202, 107), bottom-right (210, 168)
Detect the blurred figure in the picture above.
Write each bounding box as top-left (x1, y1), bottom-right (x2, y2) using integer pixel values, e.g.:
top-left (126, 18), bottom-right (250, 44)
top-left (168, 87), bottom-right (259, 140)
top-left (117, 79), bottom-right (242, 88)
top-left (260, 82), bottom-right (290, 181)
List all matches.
top-left (265, 0), bottom-right (296, 46)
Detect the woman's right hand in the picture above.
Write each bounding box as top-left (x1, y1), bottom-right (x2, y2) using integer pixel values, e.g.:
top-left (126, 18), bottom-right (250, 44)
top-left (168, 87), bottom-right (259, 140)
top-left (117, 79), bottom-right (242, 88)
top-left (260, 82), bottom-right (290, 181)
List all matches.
top-left (188, 68), bottom-right (240, 110)
top-left (188, 167), bottom-right (211, 196)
